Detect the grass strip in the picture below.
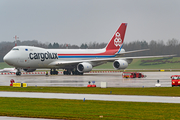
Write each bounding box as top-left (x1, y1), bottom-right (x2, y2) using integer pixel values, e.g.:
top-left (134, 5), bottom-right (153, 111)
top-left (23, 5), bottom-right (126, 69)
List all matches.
top-left (0, 97), bottom-right (180, 120)
top-left (1, 86), bottom-right (180, 97)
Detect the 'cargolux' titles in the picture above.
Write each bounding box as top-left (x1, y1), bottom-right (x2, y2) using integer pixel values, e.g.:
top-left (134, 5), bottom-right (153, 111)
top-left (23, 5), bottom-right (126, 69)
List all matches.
top-left (29, 51), bottom-right (58, 61)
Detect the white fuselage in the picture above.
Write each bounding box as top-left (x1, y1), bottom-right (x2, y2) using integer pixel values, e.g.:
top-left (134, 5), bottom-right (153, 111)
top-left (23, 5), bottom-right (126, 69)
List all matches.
top-left (3, 46), bottom-right (125, 69)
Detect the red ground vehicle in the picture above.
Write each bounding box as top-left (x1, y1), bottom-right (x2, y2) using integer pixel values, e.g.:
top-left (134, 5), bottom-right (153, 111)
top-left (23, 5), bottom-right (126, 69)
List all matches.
top-left (122, 72), bottom-right (146, 78)
top-left (171, 75), bottom-right (180, 87)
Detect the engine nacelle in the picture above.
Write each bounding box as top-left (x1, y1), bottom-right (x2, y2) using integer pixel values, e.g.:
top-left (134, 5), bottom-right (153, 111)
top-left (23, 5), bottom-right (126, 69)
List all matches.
top-left (77, 62), bottom-right (92, 73)
top-left (113, 60), bottom-right (128, 69)
top-left (23, 68), bottom-right (36, 72)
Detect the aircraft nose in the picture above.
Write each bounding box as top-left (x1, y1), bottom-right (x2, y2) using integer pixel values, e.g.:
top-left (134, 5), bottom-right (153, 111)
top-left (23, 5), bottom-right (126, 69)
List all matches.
top-left (3, 54), bottom-right (10, 63)
top-left (3, 53), bottom-right (14, 65)
top-left (3, 51), bottom-right (19, 67)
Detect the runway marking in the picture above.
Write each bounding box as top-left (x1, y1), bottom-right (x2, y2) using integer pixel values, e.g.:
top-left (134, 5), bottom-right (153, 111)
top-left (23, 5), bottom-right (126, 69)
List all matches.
top-left (0, 91), bottom-right (180, 103)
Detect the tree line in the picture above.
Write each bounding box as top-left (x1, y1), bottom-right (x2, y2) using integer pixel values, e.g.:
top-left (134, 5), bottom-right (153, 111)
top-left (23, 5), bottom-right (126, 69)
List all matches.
top-left (0, 38), bottom-right (179, 62)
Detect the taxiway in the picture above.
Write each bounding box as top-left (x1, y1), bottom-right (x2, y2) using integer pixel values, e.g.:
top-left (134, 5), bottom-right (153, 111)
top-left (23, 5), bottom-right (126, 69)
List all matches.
top-left (0, 72), bottom-right (177, 87)
top-left (1, 91), bottom-right (180, 103)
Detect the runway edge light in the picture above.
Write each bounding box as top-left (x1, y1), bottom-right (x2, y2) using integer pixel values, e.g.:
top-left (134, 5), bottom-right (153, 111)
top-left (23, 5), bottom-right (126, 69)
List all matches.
top-left (155, 80), bottom-right (161, 87)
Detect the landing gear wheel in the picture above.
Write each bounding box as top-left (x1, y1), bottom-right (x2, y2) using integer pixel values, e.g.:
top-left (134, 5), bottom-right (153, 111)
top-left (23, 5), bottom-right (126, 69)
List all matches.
top-left (50, 69), bottom-right (58, 75)
top-left (63, 71), bottom-right (71, 75)
top-left (63, 69), bottom-right (84, 75)
top-left (74, 70), bottom-right (83, 75)
top-left (16, 68), bottom-right (21, 76)
top-left (16, 72), bottom-right (21, 76)
top-left (68, 71), bottom-right (71, 75)
top-left (63, 71), bottom-right (67, 75)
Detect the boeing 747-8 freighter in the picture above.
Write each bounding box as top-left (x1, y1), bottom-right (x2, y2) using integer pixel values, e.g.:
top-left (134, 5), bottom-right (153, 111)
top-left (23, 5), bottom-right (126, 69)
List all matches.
top-left (3, 23), bottom-right (174, 75)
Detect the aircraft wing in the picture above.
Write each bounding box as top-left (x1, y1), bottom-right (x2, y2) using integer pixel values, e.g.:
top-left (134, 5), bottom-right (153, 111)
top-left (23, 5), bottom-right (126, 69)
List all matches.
top-left (49, 54), bottom-right (175, 67)
top-left (120, 54), bottom-right (175, 59)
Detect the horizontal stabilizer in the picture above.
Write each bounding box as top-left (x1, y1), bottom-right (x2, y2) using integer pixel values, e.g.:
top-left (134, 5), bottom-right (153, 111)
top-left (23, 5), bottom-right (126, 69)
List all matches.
top-left (116, 49), bottom-right (150, 56)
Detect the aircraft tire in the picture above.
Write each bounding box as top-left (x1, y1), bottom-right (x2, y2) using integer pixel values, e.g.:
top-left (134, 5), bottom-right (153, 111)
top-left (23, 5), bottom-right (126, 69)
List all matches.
top-left (67, 71), bottom-right (71, 75)
top-left (75, 70), bottom-right (79, 75)
top-left (16, 72), bottom-right (21, 76)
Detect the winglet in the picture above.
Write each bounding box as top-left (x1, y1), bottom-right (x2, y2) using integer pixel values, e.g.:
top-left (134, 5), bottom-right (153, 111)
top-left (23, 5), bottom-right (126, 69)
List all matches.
top-left (105, 23), bottom-right (127, 50)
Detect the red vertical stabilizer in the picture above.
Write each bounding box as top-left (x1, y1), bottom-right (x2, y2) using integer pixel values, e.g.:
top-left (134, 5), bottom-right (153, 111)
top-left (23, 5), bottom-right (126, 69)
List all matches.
top-left (106, 23), bottom-right (127, 50)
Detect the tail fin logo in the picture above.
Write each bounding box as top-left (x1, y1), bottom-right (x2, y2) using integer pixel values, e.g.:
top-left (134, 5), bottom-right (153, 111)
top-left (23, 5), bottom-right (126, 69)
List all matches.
top-left (114, 32), bottom-right (122, 47)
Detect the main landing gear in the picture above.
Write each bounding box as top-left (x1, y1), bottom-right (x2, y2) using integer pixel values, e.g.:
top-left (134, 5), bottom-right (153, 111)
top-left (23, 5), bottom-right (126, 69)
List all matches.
top-left (63, 69), bottom-right (83, 75)
top-left (50, 69), bottom-right (58, 75)
top-left (16, 69), bottom-right (21, 76)
top-left (49, 69), bottom-right (83, 75)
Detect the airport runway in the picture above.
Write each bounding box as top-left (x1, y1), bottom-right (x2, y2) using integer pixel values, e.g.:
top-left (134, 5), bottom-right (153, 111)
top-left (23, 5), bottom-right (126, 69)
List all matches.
top-left (0, 72), bottom-right (178, 87)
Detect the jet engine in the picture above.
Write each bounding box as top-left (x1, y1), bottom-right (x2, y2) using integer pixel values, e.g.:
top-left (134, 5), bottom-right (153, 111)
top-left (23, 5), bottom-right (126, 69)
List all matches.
top-left (113, 60), bottom-right (128, 69)
top-left (77, 62), bottom-right (92, 72)
top-left (23, 68), bottom-right (36, 72)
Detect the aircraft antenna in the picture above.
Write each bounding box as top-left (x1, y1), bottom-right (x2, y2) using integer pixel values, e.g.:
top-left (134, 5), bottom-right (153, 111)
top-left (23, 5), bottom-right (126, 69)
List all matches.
top-left (13, 35), bottom-right (19, 46)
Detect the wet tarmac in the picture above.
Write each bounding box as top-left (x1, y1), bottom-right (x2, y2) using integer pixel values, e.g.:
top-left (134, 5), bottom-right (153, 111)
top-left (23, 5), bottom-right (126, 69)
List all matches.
top-left (0, 72), bottom-right (178, 87)
top-left (0, 72), bottom-right (179, 120)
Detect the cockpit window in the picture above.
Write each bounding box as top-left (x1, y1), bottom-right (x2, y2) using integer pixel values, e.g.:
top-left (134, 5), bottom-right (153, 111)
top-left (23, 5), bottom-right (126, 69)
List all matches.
top-left (12, 48), bottom-right (19, 50)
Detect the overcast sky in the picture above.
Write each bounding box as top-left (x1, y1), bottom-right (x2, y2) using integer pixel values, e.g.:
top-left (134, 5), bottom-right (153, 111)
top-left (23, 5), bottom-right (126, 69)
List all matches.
top-left (0, 0), bottom-right (180, 45)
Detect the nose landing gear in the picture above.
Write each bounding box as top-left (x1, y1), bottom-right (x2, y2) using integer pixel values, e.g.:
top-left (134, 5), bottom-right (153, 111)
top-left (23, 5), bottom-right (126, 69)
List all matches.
top-left (16, 69), bottom-right (21, 76)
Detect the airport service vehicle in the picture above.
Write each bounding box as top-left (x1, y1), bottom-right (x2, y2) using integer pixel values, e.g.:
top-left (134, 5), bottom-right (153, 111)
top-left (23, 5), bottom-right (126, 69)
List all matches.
top-left (3, 23), bottom-right (174, 76)
top-left (122, 72), bottom-right (146, 78)
top-left (171, 75), bottom-right (180, 87)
